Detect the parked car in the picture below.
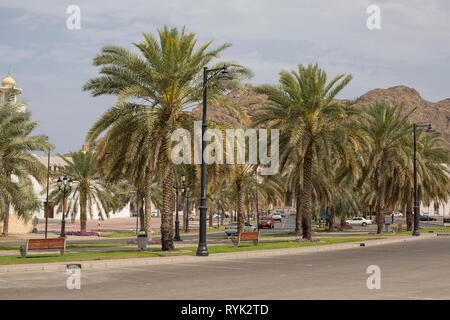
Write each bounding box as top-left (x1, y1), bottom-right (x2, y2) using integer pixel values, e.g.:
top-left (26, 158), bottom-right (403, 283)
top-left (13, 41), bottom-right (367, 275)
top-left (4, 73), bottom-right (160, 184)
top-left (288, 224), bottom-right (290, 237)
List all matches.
top-left (345, 217), bottom-right (374, 227)
top-left (419, 215), bottom-right (437, 221)
top-left (258, 216), bottom-right (275, 229)
top-left (272, 213), bottom-right (282, 222)
top-left (225, 222), bottom-right (257, 236)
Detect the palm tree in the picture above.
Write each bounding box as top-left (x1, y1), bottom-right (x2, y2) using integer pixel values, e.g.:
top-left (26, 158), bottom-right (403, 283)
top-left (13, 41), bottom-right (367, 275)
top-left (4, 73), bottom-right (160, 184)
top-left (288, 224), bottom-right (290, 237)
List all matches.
top-left (84, 26), bottom-right (251, 250)
top-left (49, 150), bottom-right (125, 232)
top-left (0, 90), bottom-right (53, 235)
top-left (357, 101), bottom-right (413, 233)
top-left (253, 63), bottom-right (361, 240)
top-left (386, 128), bottom-right (450, 230)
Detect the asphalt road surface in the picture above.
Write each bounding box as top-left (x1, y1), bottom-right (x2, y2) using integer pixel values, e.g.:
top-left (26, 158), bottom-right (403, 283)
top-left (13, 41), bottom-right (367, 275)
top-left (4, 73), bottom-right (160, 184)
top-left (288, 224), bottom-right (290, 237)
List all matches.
top-left (1, 237), bottom-right (449, 300)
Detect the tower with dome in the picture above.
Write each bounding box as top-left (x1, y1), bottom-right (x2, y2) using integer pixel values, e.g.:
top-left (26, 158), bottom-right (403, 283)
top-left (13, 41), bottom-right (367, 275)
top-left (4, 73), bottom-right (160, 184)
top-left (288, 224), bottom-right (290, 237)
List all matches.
top-left (0, 73), bottom-right (24, 111)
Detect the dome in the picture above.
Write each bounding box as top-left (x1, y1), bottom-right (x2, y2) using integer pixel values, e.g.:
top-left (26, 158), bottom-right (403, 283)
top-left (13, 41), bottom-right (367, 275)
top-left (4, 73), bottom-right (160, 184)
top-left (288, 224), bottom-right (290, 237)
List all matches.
top-left (2, 75), bottom-right (16, 88)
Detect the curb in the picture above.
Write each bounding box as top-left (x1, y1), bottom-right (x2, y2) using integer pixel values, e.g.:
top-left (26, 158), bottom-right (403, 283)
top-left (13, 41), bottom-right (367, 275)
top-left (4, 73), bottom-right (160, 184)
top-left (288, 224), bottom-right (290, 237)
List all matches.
top-left (0, 233), bottom-right (438, 274)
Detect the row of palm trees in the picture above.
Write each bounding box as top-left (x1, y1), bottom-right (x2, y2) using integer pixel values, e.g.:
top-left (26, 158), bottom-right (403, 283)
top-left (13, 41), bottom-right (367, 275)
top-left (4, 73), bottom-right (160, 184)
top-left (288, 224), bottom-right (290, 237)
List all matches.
top-left (80, 26), bottom-right (449, 250)
top-left (1, 26), bottom-right (448, 249)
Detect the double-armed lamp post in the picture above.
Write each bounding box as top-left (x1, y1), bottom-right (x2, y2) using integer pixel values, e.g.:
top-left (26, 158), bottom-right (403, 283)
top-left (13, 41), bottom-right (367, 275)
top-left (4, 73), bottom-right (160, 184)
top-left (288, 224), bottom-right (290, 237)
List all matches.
top-left (57, 176), bottom-right (72, 238)
top-left (197, 65), bottom-right (231, 256)
top-left (412, 123), bottom-right (432, 236)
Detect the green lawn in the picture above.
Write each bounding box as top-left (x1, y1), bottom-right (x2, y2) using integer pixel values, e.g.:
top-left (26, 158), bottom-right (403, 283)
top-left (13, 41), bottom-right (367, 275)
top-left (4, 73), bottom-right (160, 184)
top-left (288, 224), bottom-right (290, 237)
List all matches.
top-left (0, 249), bottom-right (186, 265)
top-left (0, 236), bottom-right (19, 241)
top-left (0, 237), bottom-right (374, 265)
top-left (0, 242), bottom-right (135, 251)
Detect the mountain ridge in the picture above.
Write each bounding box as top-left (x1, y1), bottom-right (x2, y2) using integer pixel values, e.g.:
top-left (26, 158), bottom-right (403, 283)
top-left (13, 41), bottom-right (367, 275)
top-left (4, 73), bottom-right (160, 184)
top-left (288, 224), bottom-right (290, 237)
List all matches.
top-left (191, 84), bottom-right (450, 149)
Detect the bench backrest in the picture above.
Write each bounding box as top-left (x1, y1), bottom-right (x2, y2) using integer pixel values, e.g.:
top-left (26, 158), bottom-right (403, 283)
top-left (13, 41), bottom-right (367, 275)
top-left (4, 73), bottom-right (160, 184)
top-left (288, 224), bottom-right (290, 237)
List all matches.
top-left (240, 232), bottom-right (259, 241)
top-left (27, 238), bottom-right (65, 250)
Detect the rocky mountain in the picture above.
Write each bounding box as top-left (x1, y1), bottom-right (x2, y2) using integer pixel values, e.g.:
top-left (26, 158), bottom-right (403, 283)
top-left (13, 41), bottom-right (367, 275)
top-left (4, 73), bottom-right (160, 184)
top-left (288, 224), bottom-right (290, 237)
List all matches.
top-left (191, 84), bottom-right (450, 149)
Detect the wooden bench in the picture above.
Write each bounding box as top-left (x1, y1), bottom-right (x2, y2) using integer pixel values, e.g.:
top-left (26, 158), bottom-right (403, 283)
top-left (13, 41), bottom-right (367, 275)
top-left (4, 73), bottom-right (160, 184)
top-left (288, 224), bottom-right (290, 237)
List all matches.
top-left (231, 231), bottom-right (259, 248)
top-left (20, 238), bottom-right (66, 258)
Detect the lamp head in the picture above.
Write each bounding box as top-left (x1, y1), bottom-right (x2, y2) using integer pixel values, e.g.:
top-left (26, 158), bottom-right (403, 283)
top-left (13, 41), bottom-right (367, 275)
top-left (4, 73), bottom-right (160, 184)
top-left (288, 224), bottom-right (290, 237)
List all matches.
top-left (181, 174), bottom-right (185, 182)
top-left (57, 177), bottom-right (62, 188)
top-left (426, 124), bottom-right (433, 132)
top-left (218, 66), bottom-right (233, 82)
top-left (68, 178), bottom-right (73, 188)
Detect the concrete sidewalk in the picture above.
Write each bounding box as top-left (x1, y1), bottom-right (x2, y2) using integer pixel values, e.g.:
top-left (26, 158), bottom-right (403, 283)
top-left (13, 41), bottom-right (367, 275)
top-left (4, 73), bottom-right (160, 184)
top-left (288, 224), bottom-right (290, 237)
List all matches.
top-left (0, 233), bottom-right (437, 273)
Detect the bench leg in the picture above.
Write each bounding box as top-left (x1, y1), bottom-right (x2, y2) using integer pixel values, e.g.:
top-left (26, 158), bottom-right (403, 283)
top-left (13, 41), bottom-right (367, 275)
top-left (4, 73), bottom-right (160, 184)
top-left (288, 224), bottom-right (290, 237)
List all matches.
top-left (20, 247), bottom-right (27, 258)
top-left (60, 249), bottom-right (65, 256)
top-left (253, 239), bottom-right (259, 246)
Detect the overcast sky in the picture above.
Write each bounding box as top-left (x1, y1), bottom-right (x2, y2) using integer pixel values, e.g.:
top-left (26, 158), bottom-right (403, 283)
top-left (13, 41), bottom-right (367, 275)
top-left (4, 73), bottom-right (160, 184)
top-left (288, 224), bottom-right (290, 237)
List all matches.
top-left (0, 0), bottom-right (449, 154)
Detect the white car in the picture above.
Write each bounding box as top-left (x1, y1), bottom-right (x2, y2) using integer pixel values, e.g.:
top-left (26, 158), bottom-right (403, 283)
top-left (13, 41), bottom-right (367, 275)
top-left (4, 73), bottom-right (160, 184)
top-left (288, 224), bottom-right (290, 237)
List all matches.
top-left (225, 222), bottom-right (257, 236)
top-left (272, 213), bottom-right (282, 222)
top-left (346, 217), bottom-right (373, 227)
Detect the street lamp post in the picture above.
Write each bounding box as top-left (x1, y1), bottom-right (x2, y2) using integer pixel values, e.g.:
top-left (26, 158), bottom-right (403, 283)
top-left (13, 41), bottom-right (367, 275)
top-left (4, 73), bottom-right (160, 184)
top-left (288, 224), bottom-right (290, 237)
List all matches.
top-left (413, 123), bottom-right (432, 236)
top-left (135, 189), bottom-right (139, 235)
top-left (185, 187), bottom-right (190, 232)
top-left (57, 176), bottom-right (72, 238)
top-left (45, 150), bottom-right (50, 239)
top-left (174, 181), bottom-right (182, 241)
top-left (197, 65), bottom-right (231, 256)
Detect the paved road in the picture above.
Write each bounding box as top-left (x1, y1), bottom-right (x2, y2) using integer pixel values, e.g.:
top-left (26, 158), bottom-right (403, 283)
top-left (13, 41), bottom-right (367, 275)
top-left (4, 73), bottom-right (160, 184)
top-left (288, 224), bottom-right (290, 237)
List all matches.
top-left (1, 237), bottom-right (448, 299)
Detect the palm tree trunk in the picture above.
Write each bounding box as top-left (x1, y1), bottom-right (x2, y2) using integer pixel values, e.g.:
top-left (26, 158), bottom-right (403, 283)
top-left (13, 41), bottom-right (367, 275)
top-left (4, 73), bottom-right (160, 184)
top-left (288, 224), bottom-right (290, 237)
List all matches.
top-left (139, 205), bottom-right (145, 231)
top-left (208, 211), bottom-right (213, 227)
top-left (236, 178), bottom-right (244, 234)
top-left (376, 178), bottom-right (386, 234)
top-left (144, 165), bottom-right (153, 239)
top-left (406, 199), bottom-right (413, 231)
top-left (301, 145), bottom-right (313, 240)
top-left (80, 195), bottom-right (87, 233)
top-left (161, 162), bottom-right (174, 251)
top-left (340, 214), bottom-right (346, 231)
top-left (1, 201), bottom-right (10, 236)
top-left (295, 186), bottom-right (302, 236)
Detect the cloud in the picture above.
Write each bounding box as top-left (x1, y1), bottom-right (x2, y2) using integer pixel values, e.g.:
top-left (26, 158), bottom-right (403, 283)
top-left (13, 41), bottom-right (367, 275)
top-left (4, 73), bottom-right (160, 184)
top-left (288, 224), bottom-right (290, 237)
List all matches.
top-left (0, 0), bottom-right (449, 153)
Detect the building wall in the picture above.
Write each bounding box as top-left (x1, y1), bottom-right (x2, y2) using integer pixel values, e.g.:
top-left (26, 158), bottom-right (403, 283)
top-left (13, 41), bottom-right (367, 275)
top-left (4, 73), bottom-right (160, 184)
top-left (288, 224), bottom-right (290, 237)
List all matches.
top-left (420, 200), bottom-right (449, 217)
top-left (0, 214), bottom-right (33, 234)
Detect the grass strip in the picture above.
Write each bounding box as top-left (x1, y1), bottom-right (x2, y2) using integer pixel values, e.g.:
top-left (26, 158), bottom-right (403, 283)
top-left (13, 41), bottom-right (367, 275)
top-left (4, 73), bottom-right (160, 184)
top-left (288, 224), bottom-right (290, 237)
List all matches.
top-left (0, 237), bottom-right (374, 265)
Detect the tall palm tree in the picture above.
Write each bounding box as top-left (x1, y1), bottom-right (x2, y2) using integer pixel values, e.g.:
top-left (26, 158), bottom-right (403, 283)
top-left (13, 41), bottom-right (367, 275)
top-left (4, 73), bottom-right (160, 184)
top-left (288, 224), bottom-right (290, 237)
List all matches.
top-left (357, 101), bottom-right (413, 233)
top-left (386, 128), bottom-right (450, 230)
top-left (84, 26), bottom-right (251, 250)
top-left (0, 90), bottom-right (53, 235)
top-left (49, 150), bottom-right (125, 232)
top-left (253, 63), bottom-right (361, 240)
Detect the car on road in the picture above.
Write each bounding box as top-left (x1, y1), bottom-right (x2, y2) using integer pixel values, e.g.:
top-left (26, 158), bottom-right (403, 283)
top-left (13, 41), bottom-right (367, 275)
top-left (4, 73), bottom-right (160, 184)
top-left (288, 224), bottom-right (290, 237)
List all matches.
top-left (258, 216), bottom-right (275, 229)
top-left (224, 222), bottom-right (257, 236)
top-left (419, 215), bottom-right (437, 221)
top-left (272, 213), bottom-right (282, 222)
top-left (345, 217), bottom-right (374, 227)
